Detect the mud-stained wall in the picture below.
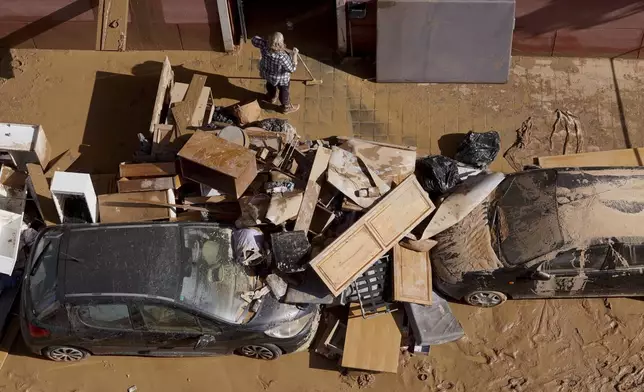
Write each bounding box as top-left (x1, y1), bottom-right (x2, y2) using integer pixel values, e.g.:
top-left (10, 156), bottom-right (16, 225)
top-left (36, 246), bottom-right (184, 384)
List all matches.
top-left (0, 0), bottom-right (224, 51)
top-left (348, 0), bottom-right (644, 59)
top-left (513, 0), bottom-right (644, 58)
top-left (2, 0), bottom-right (644, 57)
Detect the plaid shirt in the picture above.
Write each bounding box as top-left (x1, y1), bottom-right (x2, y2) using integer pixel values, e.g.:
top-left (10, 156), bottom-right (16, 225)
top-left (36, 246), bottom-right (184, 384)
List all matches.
top-left (252, 36), bottom-right (296, 86)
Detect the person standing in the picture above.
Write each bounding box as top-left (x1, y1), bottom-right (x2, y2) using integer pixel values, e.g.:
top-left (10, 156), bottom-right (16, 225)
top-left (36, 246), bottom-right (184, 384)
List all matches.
top-left (251, 32), bottom-right (300, 114)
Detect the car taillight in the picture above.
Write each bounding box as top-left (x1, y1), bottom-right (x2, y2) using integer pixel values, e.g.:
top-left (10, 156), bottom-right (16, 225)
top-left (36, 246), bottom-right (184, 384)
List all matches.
top-left (28, 323), bottom-right (50, 338)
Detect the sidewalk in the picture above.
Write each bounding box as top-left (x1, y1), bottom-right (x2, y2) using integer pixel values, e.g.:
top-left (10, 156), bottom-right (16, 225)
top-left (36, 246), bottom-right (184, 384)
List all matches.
top-left (0, 49), bottom-right (643, 173)
top-left (222, 46), bottom-right (644, 172)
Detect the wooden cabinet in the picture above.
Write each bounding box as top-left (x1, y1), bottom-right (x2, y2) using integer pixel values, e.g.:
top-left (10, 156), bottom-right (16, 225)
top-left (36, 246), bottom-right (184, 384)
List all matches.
top-left (311, 175), bottom-right (434, 296)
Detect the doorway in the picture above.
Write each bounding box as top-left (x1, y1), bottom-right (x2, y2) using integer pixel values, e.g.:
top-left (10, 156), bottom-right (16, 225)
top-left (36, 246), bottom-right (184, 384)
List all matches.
top-left (232, 0), bottom-right (337, 57)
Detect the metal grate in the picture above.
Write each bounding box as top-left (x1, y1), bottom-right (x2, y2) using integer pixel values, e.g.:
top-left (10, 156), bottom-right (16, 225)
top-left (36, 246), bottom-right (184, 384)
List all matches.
top-left (347, 254), bottom-right (393, 318)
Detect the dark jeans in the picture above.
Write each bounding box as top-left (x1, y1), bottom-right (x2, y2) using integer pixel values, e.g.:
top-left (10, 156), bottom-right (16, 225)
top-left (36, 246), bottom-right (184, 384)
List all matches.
top-left (266, 83), bottom-right (290, 106)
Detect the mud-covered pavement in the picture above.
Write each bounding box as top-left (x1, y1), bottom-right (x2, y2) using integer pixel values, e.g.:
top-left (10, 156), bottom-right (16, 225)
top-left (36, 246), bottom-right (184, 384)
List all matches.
top-left (4, 298), bottom-right (644, 392)
top-left (2, 48), bottom-right (644, 391)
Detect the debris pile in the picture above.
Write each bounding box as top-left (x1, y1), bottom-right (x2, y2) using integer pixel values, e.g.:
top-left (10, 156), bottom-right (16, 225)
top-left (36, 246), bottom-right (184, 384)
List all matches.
top-left (0, 59), bottom-right (483, 372)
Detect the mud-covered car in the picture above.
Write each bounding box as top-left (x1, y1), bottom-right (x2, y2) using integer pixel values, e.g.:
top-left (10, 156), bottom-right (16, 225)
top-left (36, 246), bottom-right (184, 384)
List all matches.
top-left (21, 222), bottom-right (319, 361)
top-left (432, 167), bottom-right (644, 307)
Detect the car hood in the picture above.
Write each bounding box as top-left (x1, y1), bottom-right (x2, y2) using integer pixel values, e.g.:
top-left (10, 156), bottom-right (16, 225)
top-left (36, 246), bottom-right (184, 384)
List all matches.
top-left (246, 294), bottom-right (318, 330)
top-left (431, 199), bottom-right (503, 284)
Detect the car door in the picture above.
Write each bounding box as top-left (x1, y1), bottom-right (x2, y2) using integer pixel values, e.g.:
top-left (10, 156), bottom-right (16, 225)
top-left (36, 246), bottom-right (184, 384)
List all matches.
top-left (605, 243), bottom-right (644, 296)
top-left (135, 302), bottom-right (234, 356)
top-left (537, 245), bottom-right (612, 297)
top-left (67, 299), bottom-right (142, 355)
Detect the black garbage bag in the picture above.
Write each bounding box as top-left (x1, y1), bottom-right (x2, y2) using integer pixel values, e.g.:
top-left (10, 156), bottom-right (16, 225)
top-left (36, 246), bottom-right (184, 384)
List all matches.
top-left (415, 155), bottom-right (461, 198)
top-left (209, 106), bottom-right (237, 125)
top-left (454, 131), bottom-right (500, 168)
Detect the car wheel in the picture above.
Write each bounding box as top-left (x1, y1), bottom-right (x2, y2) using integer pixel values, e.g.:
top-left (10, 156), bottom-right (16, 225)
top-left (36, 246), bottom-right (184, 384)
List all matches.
top-left (237, 344), bottom-right (282, 360)
top-left (465, 291), bottom-right (507, 307)
top-left (44, 346), bottom-right (90, 362)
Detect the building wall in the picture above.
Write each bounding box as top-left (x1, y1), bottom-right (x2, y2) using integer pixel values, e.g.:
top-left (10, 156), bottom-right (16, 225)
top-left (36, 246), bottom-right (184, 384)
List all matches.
top-left (348, 0), bottom-right (644, 59)
top-left (513, 0), bottom-right (644, 58)
top-left (2, 0), bottom-right (644, 58)
top-left (0, 0), bottom-right (224, 51)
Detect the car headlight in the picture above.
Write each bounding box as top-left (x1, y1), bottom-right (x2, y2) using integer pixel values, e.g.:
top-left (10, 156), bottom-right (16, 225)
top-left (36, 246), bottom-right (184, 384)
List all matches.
top-left (264, 312), bottom-right (315, 339)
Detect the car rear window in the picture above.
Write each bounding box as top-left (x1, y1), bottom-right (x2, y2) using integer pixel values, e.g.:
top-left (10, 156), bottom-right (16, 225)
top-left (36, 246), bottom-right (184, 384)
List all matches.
top-left (29, 232), bottom-right (62, 319)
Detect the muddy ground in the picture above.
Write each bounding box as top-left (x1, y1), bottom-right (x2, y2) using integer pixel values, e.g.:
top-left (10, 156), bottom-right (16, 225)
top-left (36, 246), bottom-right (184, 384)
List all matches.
top-left (1, 48), bottom-right (644, 391)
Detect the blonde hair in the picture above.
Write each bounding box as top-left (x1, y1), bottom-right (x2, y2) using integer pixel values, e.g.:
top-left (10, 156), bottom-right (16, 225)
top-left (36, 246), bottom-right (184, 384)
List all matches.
top-left (268, 32), bottom-right (285, 52)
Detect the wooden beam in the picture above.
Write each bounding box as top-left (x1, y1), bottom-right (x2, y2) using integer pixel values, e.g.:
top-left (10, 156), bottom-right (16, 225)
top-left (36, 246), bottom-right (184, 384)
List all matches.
top-left (216, 0), bottom-right (235, 51)
top-left (122, 199), bottom-right (209, 212)
top-left (26, 163), bottom-right (59, 226)
top-left (95, 0), bottom-right (106, 50)
top-left (171, 102), bottom-right (191, 136)
top-left (184, 75), bottom-right (207, 118)
top-left (537, 148), bottom-right (644, 168)
top-left (294, 147), bottom-right (331, 232)
top-left (335, 0), bottom-right (347, 54)
top-left (97, 0), bottom-right (129, 51)
top-left (183, 195), bottom-right (235, 204)
top-left (45, 149), bottom-right (80, 177)
top-left (119, 162), bottom-right (177, 178)
top-left (148, 57), bottom-right (173, 136)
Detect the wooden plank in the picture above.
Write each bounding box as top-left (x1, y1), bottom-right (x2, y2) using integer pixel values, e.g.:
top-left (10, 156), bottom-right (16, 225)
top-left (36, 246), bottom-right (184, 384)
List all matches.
top-left (26, 163), bottom-right (59, 226)
top-left (341, 304), bottom-right (401, 373)
top-left (98, 191), bottom-right (172, 223)
top-left (45, 149), bottom-right (80, 177)
top-left (171, 102), bottom-right (191, 136)
top-left (294, 147), bottom-right (331, 232)
top-left (392, 244), bottom-right (432, 305)
top-left (117, 177), bottom-right (175, 193)
top-left (184, 195), bottom-right (235, 204)
top-left (100, 0), bottom-right (129, 51)
top-left (537, 148), bottom-right (644, 168)
top-left (336, 0), bottom-right (347, 54)
top-left (0, 317), bottom-right (19, 372)
top-left (184, 75), bottom-right (207, 118)
top-left (95, 0), bottom-right (106, 50)
top-left (192, 87), bottom-right (211, 126)
top-left (216, 0), bottom-right (235, 51)
top-left (171, 82), bottom-right (211, 127)
top-left (123, 200), bottom-right (209, 212)
top-left (311, 175), bottom-right (434, 296)
top-left (119, 162), bottom-right (177, 178)
top-left (148, 57), bottom-right (173, 136)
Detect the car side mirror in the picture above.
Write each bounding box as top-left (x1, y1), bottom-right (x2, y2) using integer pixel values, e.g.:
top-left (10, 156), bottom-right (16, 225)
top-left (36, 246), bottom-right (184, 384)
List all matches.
top-left (195, 334), bottom-right (216, 349)
top-left (531, 271), bottom-right (552, 281)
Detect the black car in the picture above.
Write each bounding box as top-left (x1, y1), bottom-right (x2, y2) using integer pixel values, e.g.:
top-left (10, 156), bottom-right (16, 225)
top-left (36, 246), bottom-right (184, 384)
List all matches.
top-left (21, 222), bottom-right (319, 361)
top-left (432, 167), bottom-right (644, 307)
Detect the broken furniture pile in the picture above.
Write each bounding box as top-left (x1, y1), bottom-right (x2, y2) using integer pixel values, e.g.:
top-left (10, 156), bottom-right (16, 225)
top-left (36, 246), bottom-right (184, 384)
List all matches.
top-left (1, 58), bottom-right (468, 373)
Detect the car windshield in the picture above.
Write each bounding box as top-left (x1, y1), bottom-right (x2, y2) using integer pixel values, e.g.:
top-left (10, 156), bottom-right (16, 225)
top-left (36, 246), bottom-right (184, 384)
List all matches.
top-left (179, 226), bottom-right (257, 324)
top-left (494, 170), bottom-right (564, 265)
top-left (29, 231), bottom-right (62, 319)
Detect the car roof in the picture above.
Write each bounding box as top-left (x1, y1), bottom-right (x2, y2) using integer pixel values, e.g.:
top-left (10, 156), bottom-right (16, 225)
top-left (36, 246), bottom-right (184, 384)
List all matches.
top-left (497, 167), bottom-right (644, 264)
top-left (556, 167), bottom-right (644, 241)
top-left (62, 223), bottom-right (183, 298)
